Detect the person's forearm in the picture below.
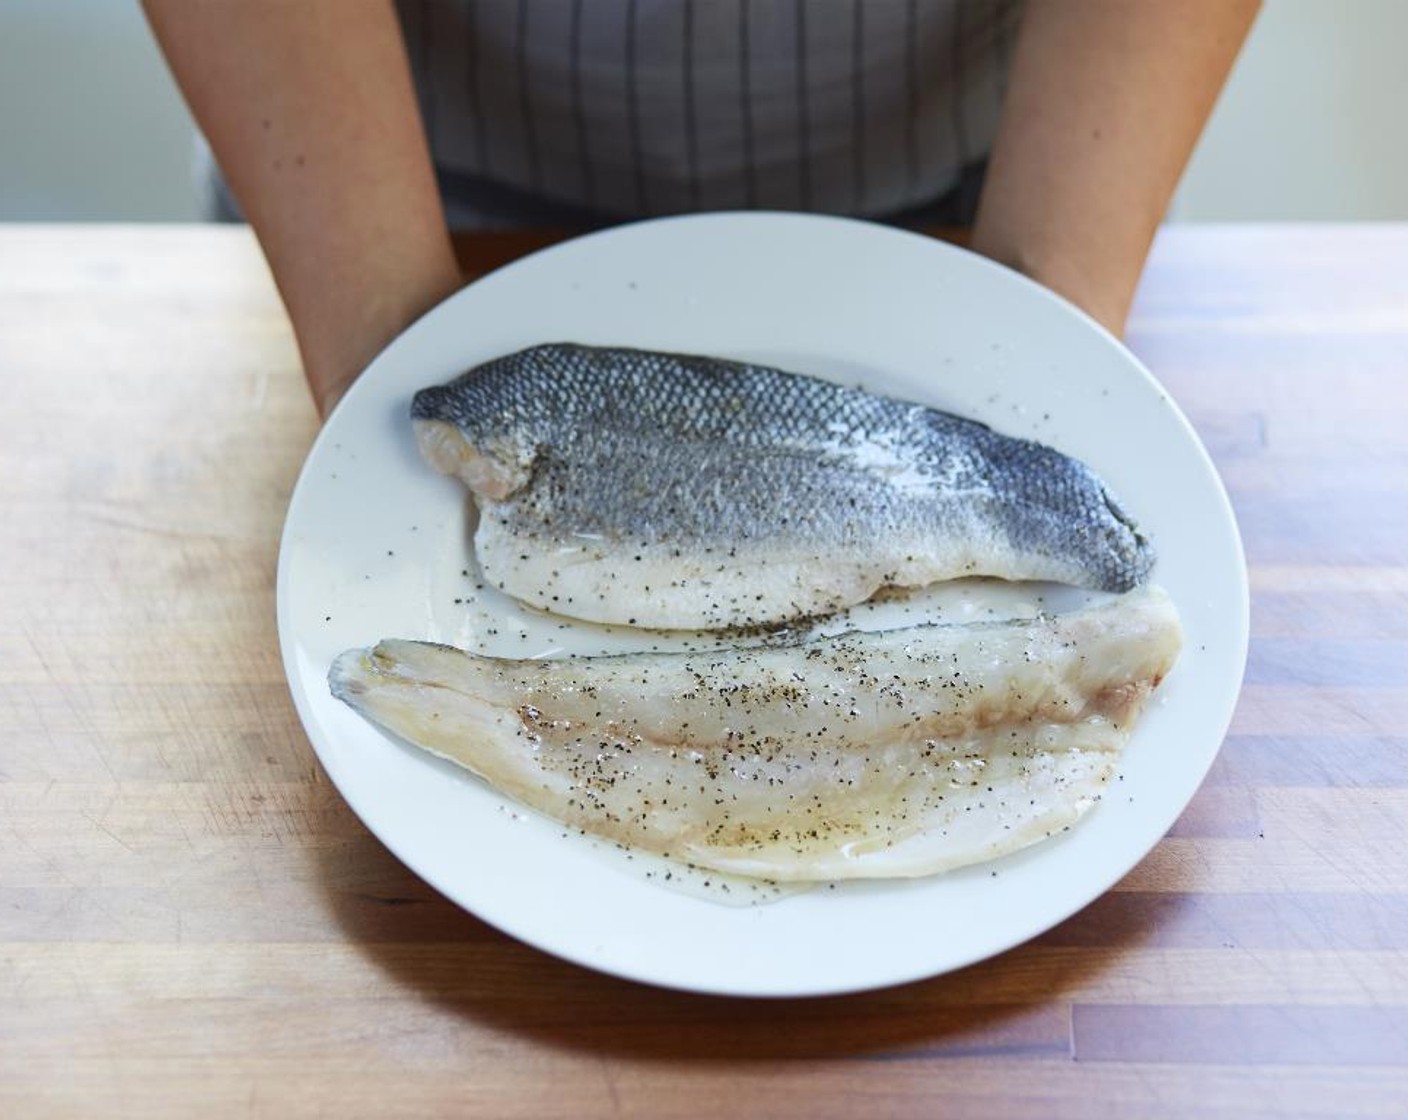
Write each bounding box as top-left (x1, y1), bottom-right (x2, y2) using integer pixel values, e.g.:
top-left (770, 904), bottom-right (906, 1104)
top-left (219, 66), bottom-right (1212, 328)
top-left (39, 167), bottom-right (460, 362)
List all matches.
top-left (143, 0), bottom-right (462, 415)
top-left (971, 0), bottom-right (1259, 335)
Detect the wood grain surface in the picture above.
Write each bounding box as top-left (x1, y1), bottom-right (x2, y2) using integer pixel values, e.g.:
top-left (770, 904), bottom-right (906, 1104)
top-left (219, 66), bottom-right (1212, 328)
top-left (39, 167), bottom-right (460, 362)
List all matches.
top-left (2, 223), bottom-right (1406, 1118)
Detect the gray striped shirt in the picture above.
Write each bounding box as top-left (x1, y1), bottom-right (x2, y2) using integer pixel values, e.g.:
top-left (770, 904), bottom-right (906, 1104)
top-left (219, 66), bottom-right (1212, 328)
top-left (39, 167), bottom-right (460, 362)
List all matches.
top-left (398, 0), bottom-right (1021, 228)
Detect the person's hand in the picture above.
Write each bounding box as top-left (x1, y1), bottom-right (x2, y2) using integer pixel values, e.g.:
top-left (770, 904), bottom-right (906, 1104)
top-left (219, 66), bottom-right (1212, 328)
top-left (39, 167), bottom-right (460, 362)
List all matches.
top-left (971, 0), bottom-right (1260, 336)
top-left (314, 367), bottom-right (362, 422)
top-left (143, 0), bottom-right (463, 418)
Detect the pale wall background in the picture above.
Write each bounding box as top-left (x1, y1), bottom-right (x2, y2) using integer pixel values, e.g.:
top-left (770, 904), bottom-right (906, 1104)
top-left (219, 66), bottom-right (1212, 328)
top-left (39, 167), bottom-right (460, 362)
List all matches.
top-left (1, 0), bottom-right (1405, 222)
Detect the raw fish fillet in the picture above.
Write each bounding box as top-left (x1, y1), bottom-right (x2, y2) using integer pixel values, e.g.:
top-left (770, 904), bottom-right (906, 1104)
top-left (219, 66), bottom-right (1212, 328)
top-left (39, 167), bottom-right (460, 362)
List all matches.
top-left (412, 344), bottom-right (1155, 629)
top-left (329, 588), bottom-right (1182, 881)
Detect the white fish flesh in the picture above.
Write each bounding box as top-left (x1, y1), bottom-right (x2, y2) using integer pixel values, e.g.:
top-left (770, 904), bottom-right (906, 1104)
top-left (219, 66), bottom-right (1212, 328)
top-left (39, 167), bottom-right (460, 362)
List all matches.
top-left (411, 344), bottom-right (1155, 630)
top-left (329, 588), bottom-right (1182, 881)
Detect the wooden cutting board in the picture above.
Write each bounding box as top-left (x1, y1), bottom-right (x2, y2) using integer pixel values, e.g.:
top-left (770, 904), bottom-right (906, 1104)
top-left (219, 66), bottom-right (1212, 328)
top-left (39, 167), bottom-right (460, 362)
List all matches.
top-left (2, 223), bottom-right (1406, 1118)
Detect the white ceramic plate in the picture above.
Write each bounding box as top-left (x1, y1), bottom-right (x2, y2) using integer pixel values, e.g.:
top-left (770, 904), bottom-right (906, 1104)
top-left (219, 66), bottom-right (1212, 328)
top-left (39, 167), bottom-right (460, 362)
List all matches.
top-left (278, 213), bottom-right (1247, 997)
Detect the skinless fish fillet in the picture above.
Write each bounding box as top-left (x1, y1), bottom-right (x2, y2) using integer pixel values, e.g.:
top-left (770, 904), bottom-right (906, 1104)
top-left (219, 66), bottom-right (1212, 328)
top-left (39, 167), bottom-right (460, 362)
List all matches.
top-left (411, 344), bottom-right (1155, 630)
top-left (329, 588), bottom-right (1182, 881)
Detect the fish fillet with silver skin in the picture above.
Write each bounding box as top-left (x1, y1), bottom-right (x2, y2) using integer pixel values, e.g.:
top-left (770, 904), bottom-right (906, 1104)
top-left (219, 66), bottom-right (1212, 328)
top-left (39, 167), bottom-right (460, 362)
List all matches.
top-left (329, 588), bottom-right (1182, 882)
top-left (411, 344), bottom-right (1155, 630)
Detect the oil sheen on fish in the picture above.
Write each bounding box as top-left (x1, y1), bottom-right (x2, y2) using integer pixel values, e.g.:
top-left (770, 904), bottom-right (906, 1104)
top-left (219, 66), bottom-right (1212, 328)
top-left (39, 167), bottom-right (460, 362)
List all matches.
top-left (411, 344), bottom-right (1155, 630)
top-left (329, 588), bottom-right (1181, 881)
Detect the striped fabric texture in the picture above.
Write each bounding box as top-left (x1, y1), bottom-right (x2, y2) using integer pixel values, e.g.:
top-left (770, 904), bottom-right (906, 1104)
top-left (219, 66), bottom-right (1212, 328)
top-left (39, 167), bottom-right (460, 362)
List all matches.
top-left (398, 0), bottom-right (1021, 227)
